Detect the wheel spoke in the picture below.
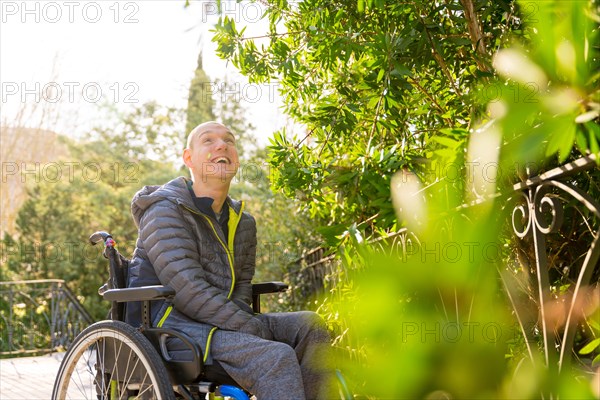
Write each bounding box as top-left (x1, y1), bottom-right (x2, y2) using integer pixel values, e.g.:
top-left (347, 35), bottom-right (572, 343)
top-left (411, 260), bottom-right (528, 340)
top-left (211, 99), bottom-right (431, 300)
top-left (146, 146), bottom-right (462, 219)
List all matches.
top-left (53, 321), bottom-right (173, 400)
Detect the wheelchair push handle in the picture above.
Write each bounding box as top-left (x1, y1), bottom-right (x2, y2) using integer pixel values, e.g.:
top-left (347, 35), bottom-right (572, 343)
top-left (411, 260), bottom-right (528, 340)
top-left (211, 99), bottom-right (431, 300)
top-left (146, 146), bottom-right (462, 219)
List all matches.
top-left (90, 230), bottom-right (127, 320)
top-left (89, 231), bottom-right (116, 247)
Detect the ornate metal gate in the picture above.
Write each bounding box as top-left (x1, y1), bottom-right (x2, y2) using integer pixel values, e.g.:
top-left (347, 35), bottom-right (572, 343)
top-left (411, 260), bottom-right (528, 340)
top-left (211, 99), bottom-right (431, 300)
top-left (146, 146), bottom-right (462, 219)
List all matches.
top-left (505, 154), bottom-right (599, 376)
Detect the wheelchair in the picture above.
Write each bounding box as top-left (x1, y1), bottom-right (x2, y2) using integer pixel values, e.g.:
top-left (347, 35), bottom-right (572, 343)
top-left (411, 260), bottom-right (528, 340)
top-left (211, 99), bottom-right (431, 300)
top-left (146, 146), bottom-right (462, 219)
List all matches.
top-left (52, 232), bottom-right (353, 400)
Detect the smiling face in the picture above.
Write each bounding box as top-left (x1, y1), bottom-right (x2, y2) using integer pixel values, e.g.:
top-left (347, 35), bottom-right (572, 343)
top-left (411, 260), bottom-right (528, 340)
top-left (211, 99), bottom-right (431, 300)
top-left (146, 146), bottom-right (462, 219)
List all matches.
top-left (183, 122), bottom-right (240, 184)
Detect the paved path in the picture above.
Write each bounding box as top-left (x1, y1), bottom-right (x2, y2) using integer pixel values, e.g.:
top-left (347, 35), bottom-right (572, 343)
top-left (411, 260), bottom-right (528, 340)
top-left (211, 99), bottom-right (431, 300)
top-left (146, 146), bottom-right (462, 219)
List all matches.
top-left (0, 353), bottom-right (64, 400)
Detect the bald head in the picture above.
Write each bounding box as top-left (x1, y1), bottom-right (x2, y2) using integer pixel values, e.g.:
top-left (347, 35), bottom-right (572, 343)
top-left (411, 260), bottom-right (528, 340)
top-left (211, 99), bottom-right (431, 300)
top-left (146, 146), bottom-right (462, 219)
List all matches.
top-left (187, 121), bottom-right (235, 150)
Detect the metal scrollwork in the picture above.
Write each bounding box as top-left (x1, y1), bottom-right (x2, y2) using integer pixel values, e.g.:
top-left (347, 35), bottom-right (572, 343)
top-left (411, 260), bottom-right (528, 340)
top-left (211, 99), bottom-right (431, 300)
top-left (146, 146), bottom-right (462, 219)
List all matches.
top-left (511, 184), bottom-right (565, 239)
top-left (505, 154), bottom-right (600, 376)
top-left (511, 192), bottom-right (531, 238)
top-left (533, 184), bottom-right (564, 235)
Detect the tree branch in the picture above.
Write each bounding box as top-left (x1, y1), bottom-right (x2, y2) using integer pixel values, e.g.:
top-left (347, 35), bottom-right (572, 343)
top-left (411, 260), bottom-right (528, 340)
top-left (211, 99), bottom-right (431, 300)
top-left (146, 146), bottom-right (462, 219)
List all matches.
top-left (418, 14), bottom-right (463, 97)
top-left (459, 0), bottom-right (491, 72)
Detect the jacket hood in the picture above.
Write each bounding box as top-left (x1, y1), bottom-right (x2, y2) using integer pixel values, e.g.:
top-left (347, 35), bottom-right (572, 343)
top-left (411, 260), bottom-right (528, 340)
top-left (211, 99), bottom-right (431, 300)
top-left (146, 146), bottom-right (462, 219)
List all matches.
top-left (130, 176), bottom-right (243, 228)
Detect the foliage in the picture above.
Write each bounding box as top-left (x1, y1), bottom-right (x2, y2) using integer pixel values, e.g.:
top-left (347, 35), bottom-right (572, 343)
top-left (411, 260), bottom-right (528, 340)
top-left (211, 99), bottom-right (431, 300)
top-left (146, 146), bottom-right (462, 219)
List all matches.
top-left (186, 52), bottom-right (217, 136)
top-left (211, 0), bottom-right (599, 231)
top-left (4, 104), bottom-right (181, 320)
top-left (487, 1), bottom-right (599, 168)
top-left (212, 77), bottom-right (259, 159)
top-left (233, 146), bottom-right (322, 312)
top-left (488, 2), bottom-right (600, 390)
top-left (93, 101), bottom-right (186, 166)
top-left (220, 90), bottom-right (321, 310)
top-left (210, 0), bottom-right (600, 397)
top-left (212, 0), bottom-right (526, 236)
top-left (334, 208), bottom-right (512, 398)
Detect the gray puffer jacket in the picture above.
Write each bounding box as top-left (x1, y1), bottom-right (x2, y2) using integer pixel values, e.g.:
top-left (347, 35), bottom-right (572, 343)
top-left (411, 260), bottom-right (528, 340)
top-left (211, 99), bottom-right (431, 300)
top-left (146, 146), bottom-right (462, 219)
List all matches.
top-left (125, 177), bottom-right (268, 356)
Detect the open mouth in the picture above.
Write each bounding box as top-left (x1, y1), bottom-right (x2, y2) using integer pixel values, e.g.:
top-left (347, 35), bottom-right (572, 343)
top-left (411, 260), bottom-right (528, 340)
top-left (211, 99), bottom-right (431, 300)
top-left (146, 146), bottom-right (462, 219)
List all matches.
top-left (211, 156), bottom-right (231, 164)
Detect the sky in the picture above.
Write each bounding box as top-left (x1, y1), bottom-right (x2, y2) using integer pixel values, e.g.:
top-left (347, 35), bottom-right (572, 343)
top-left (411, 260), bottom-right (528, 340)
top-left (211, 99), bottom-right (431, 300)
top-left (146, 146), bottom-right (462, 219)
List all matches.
top-left (0, 0), bottom-right (289, 145)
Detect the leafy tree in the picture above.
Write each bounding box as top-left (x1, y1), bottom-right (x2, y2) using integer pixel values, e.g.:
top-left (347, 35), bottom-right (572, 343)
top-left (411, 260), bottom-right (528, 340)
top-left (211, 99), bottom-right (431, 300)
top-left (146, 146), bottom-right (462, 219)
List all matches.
top-left (209, 0), bottom-right (600, 397)
top-left (186, 52), bottom-right (217, 136)
top-left (6, 104), bottom-right (181, 320)
top-left (211, 0), bottom-right (525, 237)
top-left (211, 0), bottom-right (598, 237)
top-left (232, 146), bottom-right (321, 300)
top-left (92, 102), bottom-right (186, 166)
top-left (213, 77), bottom-right (258, 159)
top-left (185, 52), bottom-right (257, 159)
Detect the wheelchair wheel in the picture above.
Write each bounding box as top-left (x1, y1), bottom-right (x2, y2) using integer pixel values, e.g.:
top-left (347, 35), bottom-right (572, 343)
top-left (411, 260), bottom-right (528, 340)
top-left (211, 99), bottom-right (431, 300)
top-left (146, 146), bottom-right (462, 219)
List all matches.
top-left (52, 320), bottom-right (175, 400)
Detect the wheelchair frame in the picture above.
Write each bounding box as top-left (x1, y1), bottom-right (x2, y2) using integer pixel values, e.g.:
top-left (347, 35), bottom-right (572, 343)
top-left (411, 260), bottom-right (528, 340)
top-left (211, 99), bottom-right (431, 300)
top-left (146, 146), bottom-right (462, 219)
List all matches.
top-left (52, 231), bottom-right (290, 400)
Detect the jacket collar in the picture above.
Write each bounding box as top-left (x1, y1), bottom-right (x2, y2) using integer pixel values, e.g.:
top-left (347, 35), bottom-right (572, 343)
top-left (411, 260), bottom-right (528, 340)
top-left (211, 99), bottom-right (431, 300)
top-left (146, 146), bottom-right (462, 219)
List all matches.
top-left (173, 178), bottom-right (243, 214)
top-left (130, 176), bottom-right (243, 227)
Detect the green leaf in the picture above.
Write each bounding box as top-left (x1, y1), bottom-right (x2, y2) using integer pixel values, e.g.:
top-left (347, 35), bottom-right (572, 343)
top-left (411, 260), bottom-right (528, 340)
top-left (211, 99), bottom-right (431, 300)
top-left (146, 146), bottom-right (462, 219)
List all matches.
top-left (431, 136), bottom-right (459, 149)
top-left (586, 121), bottom-right (600, 140)
top-left (575, 129), bottom-right (588, 152)
top-left (317, 223), bottom-right (349, 243)
top-left (579, 337), bottom-right (600, 355)
top-left (589, 130), bottom-right (599, 157)
top-left (391, 63), bottom-right (411, 77)
top-left (357, 0), bottom-right (365, 12)
top-left (546, 121), bottom-right (576, 162)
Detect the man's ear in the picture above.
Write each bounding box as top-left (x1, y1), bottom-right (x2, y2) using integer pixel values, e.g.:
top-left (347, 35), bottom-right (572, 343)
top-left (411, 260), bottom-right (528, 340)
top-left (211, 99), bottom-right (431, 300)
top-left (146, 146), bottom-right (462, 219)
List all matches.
top-left (182, 148), bottom-right (193, 169)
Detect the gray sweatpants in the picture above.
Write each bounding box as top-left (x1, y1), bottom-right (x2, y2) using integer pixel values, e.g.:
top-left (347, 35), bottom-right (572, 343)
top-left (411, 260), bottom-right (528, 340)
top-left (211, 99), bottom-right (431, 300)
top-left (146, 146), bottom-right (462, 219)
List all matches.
top-left (161, 309), bottom-right (335, 399)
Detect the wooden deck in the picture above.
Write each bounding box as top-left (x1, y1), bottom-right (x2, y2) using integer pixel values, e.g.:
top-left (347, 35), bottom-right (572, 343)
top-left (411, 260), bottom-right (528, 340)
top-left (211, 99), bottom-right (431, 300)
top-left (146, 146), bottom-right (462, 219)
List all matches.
top-left (0, 353), bottom-right (63, 399)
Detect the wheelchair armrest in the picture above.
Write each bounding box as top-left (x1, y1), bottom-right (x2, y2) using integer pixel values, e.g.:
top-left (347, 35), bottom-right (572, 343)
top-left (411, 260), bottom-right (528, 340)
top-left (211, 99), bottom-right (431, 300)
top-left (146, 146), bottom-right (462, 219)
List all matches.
top-left (251, 282), bottom-right (288, 313)
top-left (103, 285), bottom-right (176, 302)
top-left (252, 281), bottom-right (289, 295)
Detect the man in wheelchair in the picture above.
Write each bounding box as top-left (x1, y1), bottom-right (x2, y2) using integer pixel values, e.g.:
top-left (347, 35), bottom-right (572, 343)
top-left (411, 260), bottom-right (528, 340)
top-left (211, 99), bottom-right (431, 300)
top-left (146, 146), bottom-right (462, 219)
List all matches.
top-left (125, 121), bottom-right (334, 399)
